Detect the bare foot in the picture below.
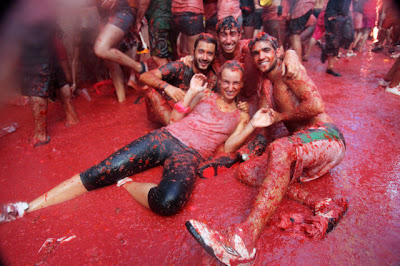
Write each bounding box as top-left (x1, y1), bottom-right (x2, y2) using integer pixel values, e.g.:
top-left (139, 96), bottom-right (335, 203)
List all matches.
top-left (32, 136), bottom-right (51, 148)
top-left (65, 107), bottom-right (79, 126)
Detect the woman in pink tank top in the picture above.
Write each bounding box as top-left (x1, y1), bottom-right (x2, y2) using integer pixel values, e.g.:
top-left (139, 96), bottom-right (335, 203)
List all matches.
top-left (2, 60), bottom-right (271, 222)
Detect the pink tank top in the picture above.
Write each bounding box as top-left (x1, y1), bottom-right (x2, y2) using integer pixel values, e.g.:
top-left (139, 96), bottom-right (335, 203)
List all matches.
top-left (166, 93), bottom-right (241, 159)
top-left (172, 0), bottom-right (204, 14)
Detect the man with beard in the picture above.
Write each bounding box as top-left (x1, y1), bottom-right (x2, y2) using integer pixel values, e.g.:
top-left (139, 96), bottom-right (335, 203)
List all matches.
top-left (1, 60), bottom-right (259, 221)
top-left (213, 15), bottom-right (303, 116)
top-left (139, 33), bottom-right (222, 126)
top-left (185, 33), bottom-right (348, 265)
top-left (193, 16), bottom-right (302, 179)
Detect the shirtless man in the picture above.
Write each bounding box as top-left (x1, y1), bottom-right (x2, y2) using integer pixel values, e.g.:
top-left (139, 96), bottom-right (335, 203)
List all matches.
top-left (289, 0), bottom-right (315, 59)
top-left (139, 33), bottom-right (219, 125)
top-left (214, 16), bottom-right (303, 116)
top-left (186, 33), bottom-right (348, 265)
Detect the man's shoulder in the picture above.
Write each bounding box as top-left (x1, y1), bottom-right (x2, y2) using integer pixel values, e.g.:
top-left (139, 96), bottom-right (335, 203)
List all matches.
top-left (160, 60), bottom-right (188, 75)
top-left (239, 39), bottom-right (251, 51)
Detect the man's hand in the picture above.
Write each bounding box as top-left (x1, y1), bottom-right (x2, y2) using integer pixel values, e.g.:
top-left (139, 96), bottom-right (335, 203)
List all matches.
top-left (237, 101), bottom-right (249, 113)
top-left (180, 55), bottom-right (193, 67)
top-left (165, 86), bottom-right (186, 102)
top-left (282, 50), bottom-right (306, 79)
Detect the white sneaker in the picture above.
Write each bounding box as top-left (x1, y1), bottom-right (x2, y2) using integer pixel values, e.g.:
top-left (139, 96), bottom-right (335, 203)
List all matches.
top-left (379, 79), bottom-right (390, 87)
top-left (346, 51), bottom-right (356, 57)
top-left (0, 202), bottom-right (28, 223)
top-left (386, 84), bottom-right (400, 96)
top-left (185, 220), bottom-right (256, 265)
top-left (390, 52), bottom-right (400, 59)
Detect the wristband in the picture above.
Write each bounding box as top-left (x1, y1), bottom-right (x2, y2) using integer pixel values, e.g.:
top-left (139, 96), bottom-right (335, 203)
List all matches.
top-left (138, 62), bottom-right (148, 74)
top-left (162, 83), bottom-right (168, 90)
top-left (174, 101), bottom-right (190, 113)
top-left (249, 120), bottom-right (255, 129)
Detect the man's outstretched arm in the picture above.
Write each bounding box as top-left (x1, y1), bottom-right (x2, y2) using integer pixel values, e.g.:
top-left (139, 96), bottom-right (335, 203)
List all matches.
top-left (139, 68), bottom-right (186, 102)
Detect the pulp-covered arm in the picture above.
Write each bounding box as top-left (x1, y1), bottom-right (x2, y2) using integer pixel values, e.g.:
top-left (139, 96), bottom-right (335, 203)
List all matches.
top-left (169, 74), bottom-right (208, 123)
top-left (281, 49), bottom-right (306, 79)
top-left (269, 68), bottom-right (325, 124)
top-left (224, 108), bottom-right (275, 153)
top-left (139, 68), bottom-right (186, 102)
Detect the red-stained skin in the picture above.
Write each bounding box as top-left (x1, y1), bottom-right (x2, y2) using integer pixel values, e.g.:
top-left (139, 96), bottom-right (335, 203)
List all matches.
top-left (233, 40), bottom-right (341, 247)
top-left (0, 43), bottom-right (399, 265)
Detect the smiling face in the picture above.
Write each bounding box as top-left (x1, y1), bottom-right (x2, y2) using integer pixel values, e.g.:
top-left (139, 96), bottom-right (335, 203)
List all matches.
top-left (251, 40), bottom-right (279, 74)
top-left (219, 68), bottom-right (243, 102)
top-left (218, 27), bottom-right (241, 54)
top-left (193, 40), bottom-right (216, 71)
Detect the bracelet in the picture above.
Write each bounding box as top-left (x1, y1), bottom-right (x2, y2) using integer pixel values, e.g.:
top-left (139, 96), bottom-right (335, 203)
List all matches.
top-left (174, 101), bottom-right (190, 113)
top-left (162, 83), bottom-right (168, 90)
top-left (249, 120), bottom-right (255, 129)
top-left (138, 62), bottom-right (148, 74)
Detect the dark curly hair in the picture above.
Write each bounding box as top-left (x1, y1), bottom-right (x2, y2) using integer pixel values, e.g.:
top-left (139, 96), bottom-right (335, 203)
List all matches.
top-left (216, 16), bottom-right (242, 34)
top-left (248, 32), bottom-right (279, 52)
top-left (194, 32), bottom-right (218, 52)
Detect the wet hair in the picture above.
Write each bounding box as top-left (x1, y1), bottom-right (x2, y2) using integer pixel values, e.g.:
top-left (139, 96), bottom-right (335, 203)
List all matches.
top-left (219, 60), bottom-right (245, 77)
top-left (216, 16), bottom-right (242, 34)
top-left (194, 33), bottom-right (218, 52)
top-left (248, 32), bottom-right (279, 52)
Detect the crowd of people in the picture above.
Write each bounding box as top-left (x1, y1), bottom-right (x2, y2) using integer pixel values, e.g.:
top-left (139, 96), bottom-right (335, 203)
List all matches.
top-left (1, 0), bottom-right (399, 264)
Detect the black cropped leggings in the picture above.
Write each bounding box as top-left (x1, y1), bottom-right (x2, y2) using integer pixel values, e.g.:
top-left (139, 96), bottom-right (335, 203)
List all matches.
top-left (80, 129), bottom-right (203, 216)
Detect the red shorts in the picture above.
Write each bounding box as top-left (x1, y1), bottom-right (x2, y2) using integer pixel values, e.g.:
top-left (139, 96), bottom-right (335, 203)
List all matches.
top-left (312, 11), bottom-right (325, 41)
top-left (290, 124), bottom-right (346, 183)
top-left (363, 12), bottom-right (376, 28)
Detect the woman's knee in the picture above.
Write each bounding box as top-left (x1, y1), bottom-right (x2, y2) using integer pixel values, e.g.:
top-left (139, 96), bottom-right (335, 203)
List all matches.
top-left (148, 187), bottom-right (188, 216)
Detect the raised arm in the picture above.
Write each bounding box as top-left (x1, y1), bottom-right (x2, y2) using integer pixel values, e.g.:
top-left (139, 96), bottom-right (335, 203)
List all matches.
top-left (224, 108), bottom-right (275, 153)
top-left (169, 74), bottom-right (208, 123)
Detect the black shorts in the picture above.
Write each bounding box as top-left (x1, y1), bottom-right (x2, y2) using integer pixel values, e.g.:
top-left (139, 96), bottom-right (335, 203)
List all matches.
top-left (107, 3), bottom-right (137, 52)
top-left (205, 14), bottom-right (218, 32)
top-left (80, 128), bottom-right (203, 216)
top-left (172, 12), bottom-right (205, 36)
top-left (325, 14), bottom-right (354, 56)
top-left (20, 22), bottom-right (67, 98)
top-left (289, 9), bottom-right (312, 34)
top-left (108, 1), bottom-right (135, 33)
top-left (254, 9), bottom-right (263, 30)
top-left (313, 8), bottom-right (322, 19)
top-left (21, 60), bottom-right (67, 98)
top-left (263, 19), bottom-right (287, 46)
top-left (243, 10), bottom-right (255, 27)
